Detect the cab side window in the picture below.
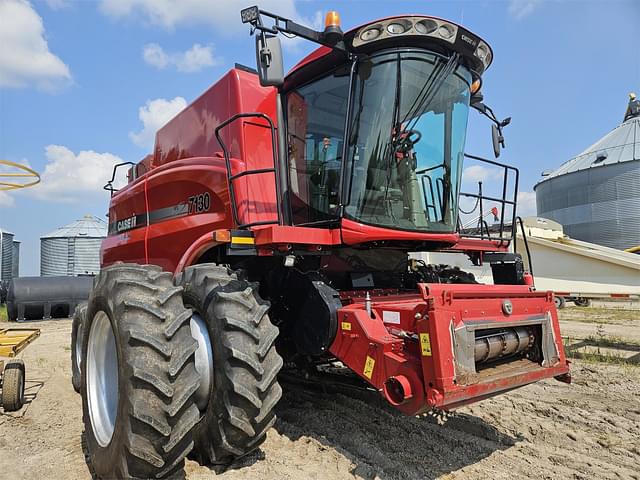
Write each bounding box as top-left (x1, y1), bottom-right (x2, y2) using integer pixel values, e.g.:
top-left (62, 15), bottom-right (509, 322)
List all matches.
top-left (287, 71), bottom-right (349, 225)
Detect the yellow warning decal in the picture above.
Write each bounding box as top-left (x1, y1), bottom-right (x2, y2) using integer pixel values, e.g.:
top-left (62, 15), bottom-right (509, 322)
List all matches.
top-left (341, 321), bottom-right (351, 331)
top-left (420, 333), bottom-right (432, 356)
top-left (363, 355), bottom-right (375, 379)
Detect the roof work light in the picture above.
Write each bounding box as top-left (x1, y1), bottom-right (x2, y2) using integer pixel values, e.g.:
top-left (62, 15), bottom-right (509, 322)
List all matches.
top-left (351, 16), bottom-right (493, 73)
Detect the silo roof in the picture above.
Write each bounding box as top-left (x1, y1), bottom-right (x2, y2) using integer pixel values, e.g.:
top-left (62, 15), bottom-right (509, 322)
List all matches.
top-left (42, 214), bottom-right (107, 238)
top-left (536, 114), bottom-right (639, 183)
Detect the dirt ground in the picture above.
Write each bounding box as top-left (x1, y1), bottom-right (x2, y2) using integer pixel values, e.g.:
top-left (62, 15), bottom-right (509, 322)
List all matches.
top-left (1, 312), bottom-right (639, 480)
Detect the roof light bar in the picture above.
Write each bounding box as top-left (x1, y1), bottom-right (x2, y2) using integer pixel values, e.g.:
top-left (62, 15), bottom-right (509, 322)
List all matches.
top-left (352, 16), bottom-right (493, 71)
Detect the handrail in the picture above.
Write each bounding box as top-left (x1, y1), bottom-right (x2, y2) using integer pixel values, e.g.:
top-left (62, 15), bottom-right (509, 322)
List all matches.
top-left (214, 112), bottom-right (281, 229)
top-left (458, 153), bottom-right (520, 246)
top-left (514, 216), bottom-right (534, 278)
top-left (103, 162), bottom-right (135, 195)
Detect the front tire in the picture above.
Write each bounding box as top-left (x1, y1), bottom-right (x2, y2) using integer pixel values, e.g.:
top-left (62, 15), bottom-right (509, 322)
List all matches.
top-left (82, 264), bottom-right (200, 479)
top-left (71, 302), bottom-right (87, 394)
top-left (179, 264), bottom-right (283, 465)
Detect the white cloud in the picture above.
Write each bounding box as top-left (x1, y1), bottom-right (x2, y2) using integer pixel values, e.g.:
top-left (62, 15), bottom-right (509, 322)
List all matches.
top-left (462, 165), bottom-right (503, 184)
top-left (143, 43), bottom-right (219, 72)
top-left (142, 43), bottom-right (169, 69)
top-left (28, 145), bottom-right (127, 202)
top-left (280, 10), bottom-right (323, 52)
top-left (129, 96), bottom-right (187, 149)
top-left (0, 0), bottom-right (71, 90)
top-left (508, 0), bottom-right (543, 20)
top-left (516, 191), bottom-right (538, 217)
top-left (0, 191), bottom-right (15, 207)
top-left (45, 0), bottom-right (71, 9)
top-left (100, 0), bottom-right (301, 31)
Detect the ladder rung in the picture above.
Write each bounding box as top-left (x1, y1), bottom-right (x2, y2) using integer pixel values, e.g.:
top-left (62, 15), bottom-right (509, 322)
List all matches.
top-left (229, 167), bottom-right (277, 181)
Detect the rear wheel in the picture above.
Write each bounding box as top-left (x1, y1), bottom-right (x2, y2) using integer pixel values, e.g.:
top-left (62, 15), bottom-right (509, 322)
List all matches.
top-left (82, 264), bottom-right (200, 479)
top-left (71, 302), bottom-right (87, 394)
top-left (574, 297), bottom-right (591, 307)
top-left (178, 264), bottom-right (283, 465)
top-left (1, 359), bottom-right (25, 412)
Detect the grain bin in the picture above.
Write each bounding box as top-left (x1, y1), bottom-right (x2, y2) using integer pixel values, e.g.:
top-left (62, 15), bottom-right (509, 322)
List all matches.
top-left (535, 97), bottom-right (640, 250)
top-left (0, 229), bottom-right (15, 283)
top-left (40, 215), bottom-right (107, 276)
top-left (11, 241), bottom-right (19, 278)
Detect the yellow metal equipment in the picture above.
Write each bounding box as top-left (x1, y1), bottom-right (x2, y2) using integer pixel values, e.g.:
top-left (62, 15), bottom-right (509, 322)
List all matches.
top-left (0, 328), bottom-right (40, 357)
top-left (0, 328), bottom-right (39, 411)
top-left (0, 159), bottom-right (41, 191)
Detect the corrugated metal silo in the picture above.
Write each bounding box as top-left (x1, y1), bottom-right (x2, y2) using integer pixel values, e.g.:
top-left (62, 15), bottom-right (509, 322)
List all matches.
top-left (534, 98), bottom-right (640, 250)
top-left (0, 228), bottom-right (15, 283)
top-left (40, 215), bottom-right (107, 276)
top-left (12, 241), bottom-right (20, 278)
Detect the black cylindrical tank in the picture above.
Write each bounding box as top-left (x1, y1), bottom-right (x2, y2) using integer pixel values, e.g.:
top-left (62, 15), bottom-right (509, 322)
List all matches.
top-left (6, 276), bottom-right (93, 321)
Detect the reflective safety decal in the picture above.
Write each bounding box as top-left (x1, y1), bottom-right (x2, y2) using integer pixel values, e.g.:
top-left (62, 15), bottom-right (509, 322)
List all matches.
top-left (341, 321), bottom-right (351, 331)
top-left (383, 310), bottom-right (400, 324)
top-left (231, 236), bottom-right (255, 245)
top-left (420, 333), bottom-right (432, 356)
top-left (363, 355), bottom-right (375, 379)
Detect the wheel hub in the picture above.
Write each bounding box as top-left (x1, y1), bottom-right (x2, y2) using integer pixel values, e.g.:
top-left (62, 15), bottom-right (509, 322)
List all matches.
top-left (86, 311), bottom-right (119, 447)
top-left (190, 313), bottom-right (213, 411)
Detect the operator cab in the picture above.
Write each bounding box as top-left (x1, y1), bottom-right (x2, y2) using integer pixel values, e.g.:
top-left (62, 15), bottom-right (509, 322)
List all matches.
top-left (245, 10), bottom-right (494, 238)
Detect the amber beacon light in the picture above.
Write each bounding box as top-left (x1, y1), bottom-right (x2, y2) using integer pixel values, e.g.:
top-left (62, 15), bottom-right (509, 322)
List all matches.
top-left (323, 11), bottom-right (343, 45)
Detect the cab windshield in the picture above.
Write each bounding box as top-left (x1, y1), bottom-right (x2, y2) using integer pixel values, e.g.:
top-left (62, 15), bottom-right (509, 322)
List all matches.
top-left (345, 50), bottom-right (472, 232)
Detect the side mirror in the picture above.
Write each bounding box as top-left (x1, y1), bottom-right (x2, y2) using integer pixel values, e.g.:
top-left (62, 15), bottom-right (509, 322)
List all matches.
top-left (492, 124), bottom-right (503, 158)
top-left (255, 34), bottom-right (284, 88)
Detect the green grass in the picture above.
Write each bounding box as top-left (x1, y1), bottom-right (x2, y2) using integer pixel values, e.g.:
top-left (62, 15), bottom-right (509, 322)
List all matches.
top-left (563, 336), bottom-right (640, 366)
top-left (559, 306), bottom-right (640, 324)
top-left (0, 304), bottom-right (7, 322)
top-left (582, 334), bottom-right (640, 348)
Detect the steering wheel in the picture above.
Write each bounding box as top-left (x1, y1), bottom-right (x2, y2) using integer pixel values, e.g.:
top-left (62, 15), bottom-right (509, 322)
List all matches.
top-left (395, 129), bottom-right (422, 155)
top-left (405, 129), bottom-right (421, 145)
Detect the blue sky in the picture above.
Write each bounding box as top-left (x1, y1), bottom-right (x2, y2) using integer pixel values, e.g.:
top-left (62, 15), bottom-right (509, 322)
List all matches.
top-left (0, 0), bottom-right (638, 275)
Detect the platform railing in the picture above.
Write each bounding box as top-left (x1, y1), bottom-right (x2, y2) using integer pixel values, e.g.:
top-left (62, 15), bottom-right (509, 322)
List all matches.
top-left (457, 153), bottom-right (519, 246)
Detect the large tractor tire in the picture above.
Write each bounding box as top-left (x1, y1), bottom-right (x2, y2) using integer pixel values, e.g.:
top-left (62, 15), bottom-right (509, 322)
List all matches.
top-left (178, 264), bottom-right (283, 465)
top-left (71, 302), bottom-right (87, 394)
top-left (1, 359), bottom-right (26, 412)
top-left (82, 264), bottom-right (200, 479)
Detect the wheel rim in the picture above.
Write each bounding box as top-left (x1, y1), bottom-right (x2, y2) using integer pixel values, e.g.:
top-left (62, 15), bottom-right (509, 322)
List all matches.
top-left (190, 313), bottom-right (213, 411)
top-left (87, 311), bottom-right (119, 447)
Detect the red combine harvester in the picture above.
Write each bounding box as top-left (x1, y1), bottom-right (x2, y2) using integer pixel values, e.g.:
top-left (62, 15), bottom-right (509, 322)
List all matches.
top-left (75, 6), bottom-right (570, 479)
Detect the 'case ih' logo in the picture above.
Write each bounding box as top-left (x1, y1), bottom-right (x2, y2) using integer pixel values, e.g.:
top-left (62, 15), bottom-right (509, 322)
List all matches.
top-left (117, 215), bottom-right (137, 233)
top-left (461, 34), bottom-right (478, 48)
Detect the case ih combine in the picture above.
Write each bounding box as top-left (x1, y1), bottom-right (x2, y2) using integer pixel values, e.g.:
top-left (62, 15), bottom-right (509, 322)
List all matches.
top-left (73, 6), bottom-right (570, 479)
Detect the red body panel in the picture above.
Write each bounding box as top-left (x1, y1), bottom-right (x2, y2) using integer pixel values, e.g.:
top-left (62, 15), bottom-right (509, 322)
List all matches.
top-left (102, 68), bottom-right (281, 269)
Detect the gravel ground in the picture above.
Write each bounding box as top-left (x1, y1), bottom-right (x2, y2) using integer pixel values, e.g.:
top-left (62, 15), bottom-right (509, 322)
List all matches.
top-left (1, 316), bottom-right (639, 480)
